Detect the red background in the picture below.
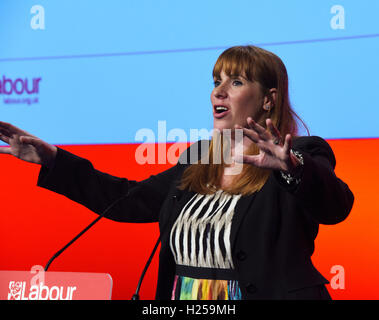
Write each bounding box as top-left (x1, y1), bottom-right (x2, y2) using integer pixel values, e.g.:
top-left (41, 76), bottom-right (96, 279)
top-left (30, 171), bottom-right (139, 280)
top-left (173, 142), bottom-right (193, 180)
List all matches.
top-left (0, 139), bottom-right (378, 299)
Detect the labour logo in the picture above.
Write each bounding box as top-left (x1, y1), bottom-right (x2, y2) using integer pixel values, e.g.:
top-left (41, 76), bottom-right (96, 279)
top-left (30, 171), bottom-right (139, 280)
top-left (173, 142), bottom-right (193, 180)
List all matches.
top-left (0, 75), bottom-right (41, 105)
top-left (7, 281), bottom-right (24, 300)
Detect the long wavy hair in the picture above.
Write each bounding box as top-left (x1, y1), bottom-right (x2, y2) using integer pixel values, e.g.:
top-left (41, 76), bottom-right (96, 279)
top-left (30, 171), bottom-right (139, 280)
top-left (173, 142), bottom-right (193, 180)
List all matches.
top-left (179, 45), bottom-right (308, 195)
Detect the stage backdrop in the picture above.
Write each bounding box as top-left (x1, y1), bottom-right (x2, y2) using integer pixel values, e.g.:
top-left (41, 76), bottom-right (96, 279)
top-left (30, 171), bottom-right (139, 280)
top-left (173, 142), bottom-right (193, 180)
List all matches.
top-left (1, 0), bottom-right (378, 299)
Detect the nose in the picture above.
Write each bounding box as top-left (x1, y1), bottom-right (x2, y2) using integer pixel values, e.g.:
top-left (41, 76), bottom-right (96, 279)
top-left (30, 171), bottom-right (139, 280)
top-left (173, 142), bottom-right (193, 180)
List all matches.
top-left (213, 82), bottom-right (228, 100)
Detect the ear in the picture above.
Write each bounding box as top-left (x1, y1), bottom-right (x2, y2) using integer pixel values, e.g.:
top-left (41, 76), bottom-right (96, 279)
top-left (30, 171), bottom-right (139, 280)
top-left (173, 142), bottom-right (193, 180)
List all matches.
top-left (263, 88), bottom-right (277, 111)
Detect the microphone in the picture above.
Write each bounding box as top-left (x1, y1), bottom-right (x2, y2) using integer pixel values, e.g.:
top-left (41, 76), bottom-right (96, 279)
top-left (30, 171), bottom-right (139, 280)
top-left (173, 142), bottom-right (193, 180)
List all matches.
top-left (44, 185), bottom-right (181, 300)
top-left (131, 234), bottom-right (161, 300)
top-left (131, 191), bottom-right (181, 300)
top-left (44, 191), bottom-right (130, 272)
top-left (131, 145), bottom-right (193, 299)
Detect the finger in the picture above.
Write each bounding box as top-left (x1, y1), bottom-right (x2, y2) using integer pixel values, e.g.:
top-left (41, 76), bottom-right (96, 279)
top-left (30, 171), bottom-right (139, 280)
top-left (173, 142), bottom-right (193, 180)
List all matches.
top-left (0, 146), bottom-right (12, 155)
top-left (0, 127), bottom-right (11, 138)
top-left (0, 121), bottom-right (29, 136)
top-left (0, 132), bottom-right (10, 144)
top-left (247, 117), bottom-right (266, 135)
top-left (266, 119), bottom-right (281, 144)
top-left (283, 134), bottom-right (292, 154)
top-left (0, 121), bottom-right (16, 132)
top-left (19, 136), bottom-right (42, 147)
top-left (0, 121), bottom-right (11, 129)
top-left (241, 127), bottom-right (259, 143)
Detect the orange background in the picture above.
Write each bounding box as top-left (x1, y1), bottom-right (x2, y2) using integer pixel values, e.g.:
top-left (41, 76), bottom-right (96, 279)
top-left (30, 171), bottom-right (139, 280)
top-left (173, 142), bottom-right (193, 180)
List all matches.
top-left (0, 139), bottom-right (378, 300)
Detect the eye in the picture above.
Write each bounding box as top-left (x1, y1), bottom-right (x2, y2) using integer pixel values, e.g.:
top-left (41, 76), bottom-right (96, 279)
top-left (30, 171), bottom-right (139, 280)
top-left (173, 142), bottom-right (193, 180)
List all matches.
top-left (232, 80), bottom-right (243, 86)
top-left (213, 80), bottom-right (221, 87)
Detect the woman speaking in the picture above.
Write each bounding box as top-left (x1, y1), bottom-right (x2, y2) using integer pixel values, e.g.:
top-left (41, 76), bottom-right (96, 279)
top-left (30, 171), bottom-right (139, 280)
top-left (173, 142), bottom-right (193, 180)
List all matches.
top-left (0, 45), bottom-right (354, 300)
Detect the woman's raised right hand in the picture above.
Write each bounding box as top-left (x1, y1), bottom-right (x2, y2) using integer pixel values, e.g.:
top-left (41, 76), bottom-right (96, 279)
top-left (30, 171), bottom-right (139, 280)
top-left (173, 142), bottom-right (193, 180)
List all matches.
top-left (0, 121), bottom-right (57, 167)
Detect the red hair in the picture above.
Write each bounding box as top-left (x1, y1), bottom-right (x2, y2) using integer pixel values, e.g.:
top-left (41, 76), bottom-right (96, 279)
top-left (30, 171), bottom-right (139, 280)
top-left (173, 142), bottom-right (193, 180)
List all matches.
top-left (180, 45), bottom-right (308, 195)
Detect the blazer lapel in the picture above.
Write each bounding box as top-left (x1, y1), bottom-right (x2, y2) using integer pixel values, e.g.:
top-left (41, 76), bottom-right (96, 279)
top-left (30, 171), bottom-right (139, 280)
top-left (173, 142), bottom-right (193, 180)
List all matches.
top-left (230, 192), bottom-right (257, 251)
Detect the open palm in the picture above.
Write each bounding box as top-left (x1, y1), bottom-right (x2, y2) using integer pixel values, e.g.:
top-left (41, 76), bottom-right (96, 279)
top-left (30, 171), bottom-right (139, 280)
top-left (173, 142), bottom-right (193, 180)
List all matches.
top-left (235, 118), bottom-right (299, 173)
top-left (0, 121), bottom-right (57, 166)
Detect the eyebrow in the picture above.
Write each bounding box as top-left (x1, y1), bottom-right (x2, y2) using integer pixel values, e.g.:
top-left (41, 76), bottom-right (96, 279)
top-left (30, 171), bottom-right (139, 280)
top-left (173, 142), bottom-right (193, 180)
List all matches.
top-left (230, 74), bottom-right (248, 80)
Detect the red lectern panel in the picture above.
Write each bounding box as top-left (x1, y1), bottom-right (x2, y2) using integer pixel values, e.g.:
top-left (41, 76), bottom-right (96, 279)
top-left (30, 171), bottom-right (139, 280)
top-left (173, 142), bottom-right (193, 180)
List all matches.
top-left (0, 270), bottom-right (112, 300)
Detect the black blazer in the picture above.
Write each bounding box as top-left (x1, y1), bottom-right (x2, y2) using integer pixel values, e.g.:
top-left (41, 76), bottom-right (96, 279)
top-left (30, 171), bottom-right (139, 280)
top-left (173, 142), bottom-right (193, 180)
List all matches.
top-left (37, 136), bottom-right (354, 300)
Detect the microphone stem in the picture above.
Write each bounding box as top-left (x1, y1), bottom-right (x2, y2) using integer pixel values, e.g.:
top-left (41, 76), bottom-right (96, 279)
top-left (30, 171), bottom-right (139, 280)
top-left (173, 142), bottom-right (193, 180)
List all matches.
top-left (44, 192), bottom-right (130, 272)
top-left (132, 194), bottom-right (179, 299)
top-left (131, 234), bottom-right (161, 300)
top-left (44, 214), bottom-right (104, 272)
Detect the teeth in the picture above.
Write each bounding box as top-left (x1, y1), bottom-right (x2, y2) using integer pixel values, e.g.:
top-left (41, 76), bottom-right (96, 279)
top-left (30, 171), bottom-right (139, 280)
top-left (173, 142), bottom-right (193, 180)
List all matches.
top-left (215, 106), bottom-right (228, 112)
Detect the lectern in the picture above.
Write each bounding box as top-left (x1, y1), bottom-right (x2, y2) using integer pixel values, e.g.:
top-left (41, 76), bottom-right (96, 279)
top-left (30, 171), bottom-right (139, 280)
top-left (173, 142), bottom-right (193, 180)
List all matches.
top-left (0, 270), bottom-right (112, 300)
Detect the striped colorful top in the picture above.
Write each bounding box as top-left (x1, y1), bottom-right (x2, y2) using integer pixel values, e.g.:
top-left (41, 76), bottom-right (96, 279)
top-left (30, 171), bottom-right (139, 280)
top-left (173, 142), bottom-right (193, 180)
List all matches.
top-left (169, 190), bottom-right (242, 300)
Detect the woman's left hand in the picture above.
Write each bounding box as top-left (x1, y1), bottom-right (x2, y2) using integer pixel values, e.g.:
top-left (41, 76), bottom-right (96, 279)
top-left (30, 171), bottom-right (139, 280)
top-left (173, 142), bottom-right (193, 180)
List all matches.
top-left (234, 117), bottom-right (300, 174)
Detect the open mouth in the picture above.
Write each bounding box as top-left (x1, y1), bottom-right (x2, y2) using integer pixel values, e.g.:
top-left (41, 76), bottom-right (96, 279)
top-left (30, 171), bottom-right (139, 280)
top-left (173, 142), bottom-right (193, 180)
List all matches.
top-left (213, 105), bottom-right (230, 118)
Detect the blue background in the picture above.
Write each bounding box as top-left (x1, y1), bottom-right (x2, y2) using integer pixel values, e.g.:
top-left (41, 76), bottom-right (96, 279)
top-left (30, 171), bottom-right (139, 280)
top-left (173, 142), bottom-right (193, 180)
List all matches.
top-left (1, 0), bottom-right (378, 144)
